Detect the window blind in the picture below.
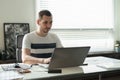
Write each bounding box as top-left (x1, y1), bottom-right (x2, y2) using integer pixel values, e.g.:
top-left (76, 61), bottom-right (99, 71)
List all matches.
top-left (36, 0), bottom-right (114, 52)
top-left (51, 29), bottom-right (114, 52)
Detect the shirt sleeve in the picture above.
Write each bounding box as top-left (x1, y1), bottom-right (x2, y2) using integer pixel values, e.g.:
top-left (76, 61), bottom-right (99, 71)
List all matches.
top-left (22, 34), bottom-right (31, 49)
top-left (52, 33), bottom-right (63, 48)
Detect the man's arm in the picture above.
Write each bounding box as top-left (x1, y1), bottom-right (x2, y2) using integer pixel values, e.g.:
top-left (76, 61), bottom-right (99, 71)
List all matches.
top-left (22, 48), bottom-right (51, 64)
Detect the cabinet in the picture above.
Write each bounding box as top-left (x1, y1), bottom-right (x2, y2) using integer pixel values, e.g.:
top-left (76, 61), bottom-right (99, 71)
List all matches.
top-left (0, 59), bottom-right (16, 64)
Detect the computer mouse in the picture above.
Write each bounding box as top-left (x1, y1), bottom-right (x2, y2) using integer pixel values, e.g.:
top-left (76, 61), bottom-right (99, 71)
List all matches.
top-left (14, 63), bottom-right (20, 68)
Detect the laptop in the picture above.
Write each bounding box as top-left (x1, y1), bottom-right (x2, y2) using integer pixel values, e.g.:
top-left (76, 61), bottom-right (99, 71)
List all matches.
top-left (39, 46), bottom-right (90, 69)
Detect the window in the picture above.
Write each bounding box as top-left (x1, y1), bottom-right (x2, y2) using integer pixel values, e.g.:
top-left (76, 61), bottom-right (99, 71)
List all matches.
top-left (36, 0), bottom-right (114, 52)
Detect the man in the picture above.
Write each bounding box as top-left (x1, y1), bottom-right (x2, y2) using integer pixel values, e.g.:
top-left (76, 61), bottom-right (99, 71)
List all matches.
top-left (22, 10), bottom-right (63, 64)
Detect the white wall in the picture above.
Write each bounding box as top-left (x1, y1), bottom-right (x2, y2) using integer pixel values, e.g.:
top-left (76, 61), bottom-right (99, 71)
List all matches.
top-left (0, 0), bottom-right (36, 50)
top-left (114, 0), bottom-right (120, 41)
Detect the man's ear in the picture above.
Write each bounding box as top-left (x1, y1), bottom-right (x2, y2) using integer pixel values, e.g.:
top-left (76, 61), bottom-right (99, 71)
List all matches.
top-left (37, 19), bottom-right (40, 25)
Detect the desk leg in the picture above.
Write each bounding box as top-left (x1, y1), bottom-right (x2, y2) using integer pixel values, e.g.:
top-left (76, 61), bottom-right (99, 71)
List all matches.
top-left (99, 74), bottom-right (102, 80)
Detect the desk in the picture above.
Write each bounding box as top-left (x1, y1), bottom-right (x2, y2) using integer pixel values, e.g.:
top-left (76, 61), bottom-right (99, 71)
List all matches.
top-left (1, 56), bottom-right (120, 80)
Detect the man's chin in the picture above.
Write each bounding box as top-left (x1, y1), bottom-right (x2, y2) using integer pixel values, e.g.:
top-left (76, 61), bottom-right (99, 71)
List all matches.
top-left (43, 31), bottom-right (49, 34)
top-left (44, 30), bottom-right (49, 33)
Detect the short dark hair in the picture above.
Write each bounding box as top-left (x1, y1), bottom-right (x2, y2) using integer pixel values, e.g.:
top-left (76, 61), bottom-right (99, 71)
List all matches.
top-left (39, 10), bottom-right (52, 19)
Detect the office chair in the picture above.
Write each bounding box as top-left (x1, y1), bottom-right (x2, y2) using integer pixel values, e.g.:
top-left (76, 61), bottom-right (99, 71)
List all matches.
top-left (16, 35), bottom-right (24, 63)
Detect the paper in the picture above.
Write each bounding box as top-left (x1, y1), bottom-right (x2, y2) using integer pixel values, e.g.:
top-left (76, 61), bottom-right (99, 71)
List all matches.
top-left (97, 62), bottom-right (120, 69)
top-left (0, 71), bottom-right (23, 80)
top-left (1, 63), bottom-right (31, 71)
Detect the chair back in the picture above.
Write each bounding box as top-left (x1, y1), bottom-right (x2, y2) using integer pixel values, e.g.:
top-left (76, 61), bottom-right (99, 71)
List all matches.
top-left (16, 35), bottom-right (24, 63)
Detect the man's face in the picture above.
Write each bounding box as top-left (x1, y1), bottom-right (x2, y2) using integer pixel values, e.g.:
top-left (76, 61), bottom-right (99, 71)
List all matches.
top-left (38, 15), bottom-right (52, 34)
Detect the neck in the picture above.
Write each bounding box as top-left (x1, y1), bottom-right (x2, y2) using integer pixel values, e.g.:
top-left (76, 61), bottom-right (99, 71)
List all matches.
top-left (36, 30), bottom-right (47, 37)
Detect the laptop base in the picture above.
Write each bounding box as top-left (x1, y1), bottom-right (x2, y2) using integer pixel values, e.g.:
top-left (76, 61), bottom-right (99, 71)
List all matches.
top-left (48, 69), bottom-right (62, 73)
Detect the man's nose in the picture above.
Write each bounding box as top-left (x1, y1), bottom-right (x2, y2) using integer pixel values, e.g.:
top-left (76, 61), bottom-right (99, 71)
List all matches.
top-left (46, 24), bottom-right (51, 28)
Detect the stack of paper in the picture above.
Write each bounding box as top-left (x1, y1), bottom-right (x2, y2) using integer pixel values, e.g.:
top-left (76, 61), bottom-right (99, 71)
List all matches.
top-left (97, 62), bottom-right (120, 70)
top-left (0, 71), bottom-right (23, 80)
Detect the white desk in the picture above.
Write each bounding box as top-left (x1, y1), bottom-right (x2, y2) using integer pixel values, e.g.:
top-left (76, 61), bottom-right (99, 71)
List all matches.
top-left (85, 56), bottom-right (120, 70)
top-left (1, 56), bottom-right (120, 80)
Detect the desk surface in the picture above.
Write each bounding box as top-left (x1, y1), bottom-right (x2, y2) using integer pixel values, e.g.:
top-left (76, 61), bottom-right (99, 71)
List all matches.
top-left (1, 56), bottom-right (120, 80)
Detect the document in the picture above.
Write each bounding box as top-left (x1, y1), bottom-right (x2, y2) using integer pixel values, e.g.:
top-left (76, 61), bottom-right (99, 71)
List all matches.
top-left (0, 71), bottom-right (23, 80)
top-left (97, 62), bottom-right (120, 69)
top-left (1, 63), bottom-right (31, 71)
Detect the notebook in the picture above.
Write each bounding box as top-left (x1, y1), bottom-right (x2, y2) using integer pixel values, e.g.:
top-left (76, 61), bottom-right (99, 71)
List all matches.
top-left (39, 46), bottom-right (90, 69)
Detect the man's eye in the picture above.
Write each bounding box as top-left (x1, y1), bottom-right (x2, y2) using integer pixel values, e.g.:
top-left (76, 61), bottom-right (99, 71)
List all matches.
top-left (50, 21), bottom-right (52, 24)
top-left (44, 22), bottom-right (48, 24)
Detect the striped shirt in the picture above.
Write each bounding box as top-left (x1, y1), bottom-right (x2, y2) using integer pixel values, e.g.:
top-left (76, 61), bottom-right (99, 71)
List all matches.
top-left (22, 31), bottom-right (62, 58)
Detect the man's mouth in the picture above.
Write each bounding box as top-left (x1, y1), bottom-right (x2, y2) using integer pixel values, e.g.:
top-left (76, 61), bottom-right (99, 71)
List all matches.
top-left (44, 29), bottom-right (50, 33)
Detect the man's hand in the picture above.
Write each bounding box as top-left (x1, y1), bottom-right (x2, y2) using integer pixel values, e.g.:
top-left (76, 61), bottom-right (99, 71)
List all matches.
top-left (43, 57), bottom-right (51, 64)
